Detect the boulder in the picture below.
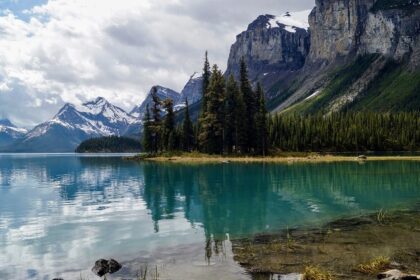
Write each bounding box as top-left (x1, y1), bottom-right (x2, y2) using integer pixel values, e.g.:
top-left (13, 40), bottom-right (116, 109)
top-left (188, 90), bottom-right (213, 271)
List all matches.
top-left (92, 259), bottom-right (122, 277)
top-left (108, 259), bottom-right (122, 274)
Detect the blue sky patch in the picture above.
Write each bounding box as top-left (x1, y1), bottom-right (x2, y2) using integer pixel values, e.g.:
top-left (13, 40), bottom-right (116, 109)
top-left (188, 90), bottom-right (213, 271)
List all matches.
top-left (0, 0), bottom-right (48, 20)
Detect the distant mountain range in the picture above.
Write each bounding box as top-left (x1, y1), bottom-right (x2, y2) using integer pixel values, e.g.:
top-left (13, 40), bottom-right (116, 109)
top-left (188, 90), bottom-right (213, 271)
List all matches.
top-left (1, 74), bottom-right (203, 152)
top-left (0, 119), bottom-right (27, 149)
top-left (2, 0), bottom-right (419, 152)
top-left (3, 98), bottom-right (140, 152)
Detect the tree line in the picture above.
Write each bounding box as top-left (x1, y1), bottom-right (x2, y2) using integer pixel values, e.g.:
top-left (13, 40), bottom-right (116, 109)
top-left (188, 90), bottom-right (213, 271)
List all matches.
top-left (76, 136), bottom-right (142, 153)
top-left (269, 112), bottom-right (420, 152)
top-left (142, 52), bottom-right (268, 155)
top-left (142, 52), bottom-right (420, 155)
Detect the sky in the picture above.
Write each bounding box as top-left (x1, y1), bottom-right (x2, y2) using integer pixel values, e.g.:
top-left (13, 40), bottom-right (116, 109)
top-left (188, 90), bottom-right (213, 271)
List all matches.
top-left (0, 0), bottom-right (314, 128)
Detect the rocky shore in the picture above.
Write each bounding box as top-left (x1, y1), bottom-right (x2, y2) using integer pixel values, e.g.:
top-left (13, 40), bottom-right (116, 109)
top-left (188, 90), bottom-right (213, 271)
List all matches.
top-left (232, 209), bottom-right (420, 279)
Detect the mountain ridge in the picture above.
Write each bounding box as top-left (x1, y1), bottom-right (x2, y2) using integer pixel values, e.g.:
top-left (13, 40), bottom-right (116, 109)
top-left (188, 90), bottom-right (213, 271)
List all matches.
top-left (8, 97), bottom-right (140, 152)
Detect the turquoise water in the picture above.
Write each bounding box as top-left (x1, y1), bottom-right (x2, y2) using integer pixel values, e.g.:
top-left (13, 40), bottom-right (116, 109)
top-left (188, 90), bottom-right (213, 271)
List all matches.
top-left (0, 154), bottom-right (419, 279)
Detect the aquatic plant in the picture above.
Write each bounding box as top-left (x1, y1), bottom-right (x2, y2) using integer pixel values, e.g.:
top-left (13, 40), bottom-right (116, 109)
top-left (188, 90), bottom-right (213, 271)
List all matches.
top-left (302, 266), bottom-right (333, 280)
top-left (356, 256), bottom-right (391, 274)
top-left (136, 264), bottom-right (160, 280)
top-left (377, 209), bottom-right (388, 224)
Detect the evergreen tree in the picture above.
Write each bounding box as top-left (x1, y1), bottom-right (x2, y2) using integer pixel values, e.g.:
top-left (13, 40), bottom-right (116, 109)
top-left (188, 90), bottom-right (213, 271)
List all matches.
top-left (198, 51), bottom-right (212, 152)
top-left (198, 65), bottom-right (226, 154)
top-left (142, 104), bottom-right (153, 153)
top-left (234, 83), bottom-right (247, 154)
top-left (255, 83), bottom-right (268, 155)
top-left (150, 87), bottom-right (162, 153)
top-left (224, 75), bottom-right (237, 154)
top-left (239, 57), bottom-right (256, 152)
top-left (182, 99), bottom-right (194, 152)
top-left (162, 99), bottom-right (175, 151)
top-left (201, 51), bottom-right (211, 113)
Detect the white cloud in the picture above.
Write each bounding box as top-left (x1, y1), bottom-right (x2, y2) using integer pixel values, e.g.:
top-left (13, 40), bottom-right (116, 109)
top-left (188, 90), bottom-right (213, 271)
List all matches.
top-left (0, 0), bottom-right (314, 128)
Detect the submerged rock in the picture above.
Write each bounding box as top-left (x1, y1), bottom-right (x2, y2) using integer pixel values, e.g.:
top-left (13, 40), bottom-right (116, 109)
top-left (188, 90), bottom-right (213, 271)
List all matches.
top-left (92, 259), bottom-right (122, 277)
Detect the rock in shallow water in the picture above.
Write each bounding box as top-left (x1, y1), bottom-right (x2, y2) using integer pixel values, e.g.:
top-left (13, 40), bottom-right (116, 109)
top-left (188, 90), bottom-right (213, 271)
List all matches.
top-left (108, 259), bottom-right (122, 274)
top-left (92, 259), bottom-right (122, 277)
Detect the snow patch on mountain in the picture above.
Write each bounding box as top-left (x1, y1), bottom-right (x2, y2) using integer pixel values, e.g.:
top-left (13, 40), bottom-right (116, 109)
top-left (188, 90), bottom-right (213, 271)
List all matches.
top-left (0, 119), bottom-right (27, 136)
top-left (267, 10), bottom-right (311, 33)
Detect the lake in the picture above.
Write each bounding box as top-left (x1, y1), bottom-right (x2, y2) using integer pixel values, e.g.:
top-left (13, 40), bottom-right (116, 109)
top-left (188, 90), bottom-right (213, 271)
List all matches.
top-left (0, 154), bottom-right (419, 279)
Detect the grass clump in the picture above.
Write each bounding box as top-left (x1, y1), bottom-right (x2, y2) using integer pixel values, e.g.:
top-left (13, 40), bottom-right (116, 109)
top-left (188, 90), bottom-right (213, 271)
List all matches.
top-left (356, 256), bottom-right (391, 274)
top-left (303, 266), bottom-right (333, 280)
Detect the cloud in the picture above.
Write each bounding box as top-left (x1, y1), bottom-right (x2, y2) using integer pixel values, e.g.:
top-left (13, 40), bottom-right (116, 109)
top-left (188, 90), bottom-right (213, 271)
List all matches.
top-left (0, 0), bottom-right (314, 128)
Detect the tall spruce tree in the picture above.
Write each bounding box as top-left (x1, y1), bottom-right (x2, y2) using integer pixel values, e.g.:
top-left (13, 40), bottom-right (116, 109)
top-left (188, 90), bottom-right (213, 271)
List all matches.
top-left (162, 99), bottom-right (175, 151)
top-left (198, 64), bottom-right (226, 154)
top-left (201, 51), bottom-right (211, 113)
top-left (239, 57), bottom-right (256, 152)
top-left (198, 51), bottom-right (212, 152)
top-left (150, 87), bottom-right (162, 153)
top-left (235, 83), bottom-right (247, 154)
top-left (255, 83), bottom-right (268, 155)
top-left (225, 75), bottom-right (238, 154)
top-left (142, 104), bottom-right (153, 153)
top-left (182, 99), bottom-right (194, 152)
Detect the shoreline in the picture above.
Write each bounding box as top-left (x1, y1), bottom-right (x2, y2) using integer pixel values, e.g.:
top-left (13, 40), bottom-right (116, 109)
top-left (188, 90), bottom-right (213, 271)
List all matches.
top-left (232, 209), bottom-right (420, 279)
top-left (126, 154), bottom-right (420, 164)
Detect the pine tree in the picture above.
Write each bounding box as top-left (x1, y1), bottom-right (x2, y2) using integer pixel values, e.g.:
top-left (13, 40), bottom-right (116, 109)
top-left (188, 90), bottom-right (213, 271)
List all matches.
top-left (162, 99), bottom-right (175, 151)
top-left (198, 64), bottom-right (226, 154)
top-left (239, 57), bottom-right (256, 152)
top-left (198, 51), bottom-right (212, 152)
top-left (182, 99), bottom-right (194, 152)
top-left (224, 75), bottom-right (238, 154)
top-left (255, 83), bottom-right (268, 156)
top-left (201, 51), bottom-right (211, 113)
top-left (150, 87), bottom-right (162, 153)
top-left (142, 104), bottom-right (153, 153)
top-left (234, 84), bottom-right (247, 154)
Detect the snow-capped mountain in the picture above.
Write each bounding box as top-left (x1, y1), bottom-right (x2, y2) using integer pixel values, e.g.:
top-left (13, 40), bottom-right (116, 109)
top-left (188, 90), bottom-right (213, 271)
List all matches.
top-left (0, 119), bottom-right (27, 149)
top-left (11, 97), bottom-right (141, 152)
top-left (130, 86), bottom-right (181, 119)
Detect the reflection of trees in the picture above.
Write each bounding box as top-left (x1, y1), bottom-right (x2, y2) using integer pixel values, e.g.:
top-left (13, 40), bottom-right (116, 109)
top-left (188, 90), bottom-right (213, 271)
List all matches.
top-left (141, 161), bottom-right (420, 239)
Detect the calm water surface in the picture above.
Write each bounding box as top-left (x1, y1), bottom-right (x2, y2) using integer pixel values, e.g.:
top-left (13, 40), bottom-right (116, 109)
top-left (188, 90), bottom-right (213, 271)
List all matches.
top-left (0, 154), bottom-right (419, 279)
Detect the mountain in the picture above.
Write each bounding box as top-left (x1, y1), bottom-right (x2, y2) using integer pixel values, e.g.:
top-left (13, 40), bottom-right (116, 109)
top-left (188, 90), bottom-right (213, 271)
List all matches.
top-left (179, 73), bottom-right (203, 106)
top-left (271, 0), bottom-right (420, 114)
top-left (277, 0), bottom-right (420, 114)
top-left (0, 119), bottom-right (27, 149)
top-left (10, 97), bottom-right (140, 152)
top-left (130, 86), bottom-right (181, 119)
top-left (226, 0), bottom-right (420, 114)
top-left (225, 11), bottom-right (311, 100)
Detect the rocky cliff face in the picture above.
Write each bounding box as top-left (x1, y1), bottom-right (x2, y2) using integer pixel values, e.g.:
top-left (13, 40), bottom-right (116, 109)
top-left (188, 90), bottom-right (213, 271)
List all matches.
top-left (308, 0), bottom-right (420, 66)
top-left (225, 11), bottom-right (311, 97)
top-left (274, 0), bottom-right (420, 113)
top-left (179, 73), bottom-right (203, 106)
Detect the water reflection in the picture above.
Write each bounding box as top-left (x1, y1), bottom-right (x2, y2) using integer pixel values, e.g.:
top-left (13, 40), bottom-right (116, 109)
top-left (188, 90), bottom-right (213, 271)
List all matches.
top-left (0, 155), bottom-right (419, 279)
